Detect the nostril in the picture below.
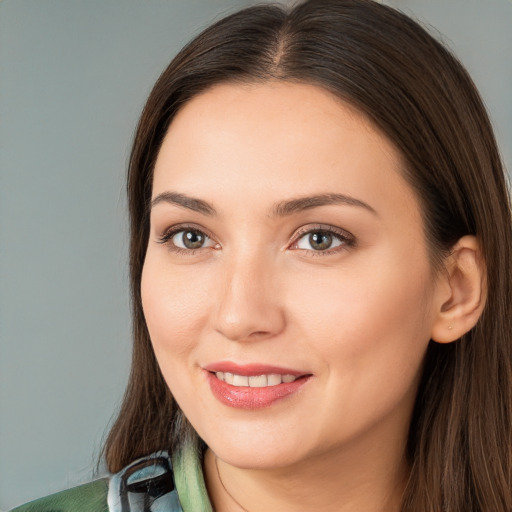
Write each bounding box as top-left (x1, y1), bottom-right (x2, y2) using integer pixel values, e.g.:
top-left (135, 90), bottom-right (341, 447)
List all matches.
top-left (248, 330), bottom-right (272, 339)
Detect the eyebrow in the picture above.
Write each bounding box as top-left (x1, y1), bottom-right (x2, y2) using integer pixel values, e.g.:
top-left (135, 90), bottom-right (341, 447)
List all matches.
top-left (151, 192), bottom-right (216, 215)
top-left (150, 191), bottom-right (377, 217)
top-left (271, 193), bottom-right (377, 217)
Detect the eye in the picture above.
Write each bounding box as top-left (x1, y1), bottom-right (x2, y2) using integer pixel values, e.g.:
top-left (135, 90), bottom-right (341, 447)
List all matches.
top-left (291, 226), bottom-right (355, 255)
top-left (158, 226), bottom-right (218, 254)
top-left (172, 229), bottom-right (212, 249)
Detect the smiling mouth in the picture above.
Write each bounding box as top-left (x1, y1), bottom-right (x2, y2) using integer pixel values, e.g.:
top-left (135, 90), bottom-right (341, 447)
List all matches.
top-left (212, 372), bottom-right (300, 387)
top-left (204, 362), bottom-right (312, 408)
top-left (207, 370), bottom-right (312, 409)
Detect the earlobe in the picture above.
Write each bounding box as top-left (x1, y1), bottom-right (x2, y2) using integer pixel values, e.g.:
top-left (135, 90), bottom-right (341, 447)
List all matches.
top-left (430, 235), bottom-right (487, 344)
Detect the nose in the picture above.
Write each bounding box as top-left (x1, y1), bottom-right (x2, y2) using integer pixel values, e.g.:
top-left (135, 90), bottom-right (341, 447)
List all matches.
top-left (213, 250), bottom-right (286, 342)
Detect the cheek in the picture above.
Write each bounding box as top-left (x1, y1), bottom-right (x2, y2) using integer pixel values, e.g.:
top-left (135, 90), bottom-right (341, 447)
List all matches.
top-left (141, 253), bottom-right (213, 359)
top-left (280, 258), bottom-right (434, 443)
top-left (286, 253), bottom-right (434, 389)
top-left (293, 262), bottom-right (431, 330)
top-left (140, 255), bottom-right (217, 419)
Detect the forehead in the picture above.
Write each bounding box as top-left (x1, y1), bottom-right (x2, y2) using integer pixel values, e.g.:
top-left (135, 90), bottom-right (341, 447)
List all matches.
top-left (152, 81), bottom-right (419, 228)
top-left (160, 81), bottom-right (383, 162)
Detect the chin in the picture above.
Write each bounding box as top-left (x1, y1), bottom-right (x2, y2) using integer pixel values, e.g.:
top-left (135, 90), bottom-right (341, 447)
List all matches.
top-left (200, 425), bottom-right (312, 470)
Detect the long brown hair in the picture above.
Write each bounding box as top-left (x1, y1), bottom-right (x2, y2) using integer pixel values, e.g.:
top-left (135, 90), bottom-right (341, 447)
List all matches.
top-left (102, 1), bottom-right (512, 509)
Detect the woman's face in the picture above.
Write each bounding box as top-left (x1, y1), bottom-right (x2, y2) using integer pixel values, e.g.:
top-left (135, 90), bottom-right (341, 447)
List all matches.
top-left (142, 82), bottom-right (442, 469)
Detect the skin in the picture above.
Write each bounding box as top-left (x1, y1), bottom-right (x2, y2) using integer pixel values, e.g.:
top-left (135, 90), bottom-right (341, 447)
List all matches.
top-left (141, 82), bottom-right (457, 511)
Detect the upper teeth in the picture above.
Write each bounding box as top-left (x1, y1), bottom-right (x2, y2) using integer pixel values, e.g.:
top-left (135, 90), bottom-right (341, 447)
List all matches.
top-left (215, 372), bottom-right (298, 387)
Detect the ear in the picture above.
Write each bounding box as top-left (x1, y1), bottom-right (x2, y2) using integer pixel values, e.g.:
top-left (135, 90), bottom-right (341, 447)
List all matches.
top-left (430, 235), bottom-right (487, 343)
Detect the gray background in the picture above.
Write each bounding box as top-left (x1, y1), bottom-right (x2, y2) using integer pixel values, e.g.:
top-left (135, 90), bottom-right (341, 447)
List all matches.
top-left (1, 0), bottom-right (510, 509)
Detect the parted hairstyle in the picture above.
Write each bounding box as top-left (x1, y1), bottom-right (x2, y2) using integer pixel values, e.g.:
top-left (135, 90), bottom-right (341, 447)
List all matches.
top-left (102, 1), bottom-right (512, 510)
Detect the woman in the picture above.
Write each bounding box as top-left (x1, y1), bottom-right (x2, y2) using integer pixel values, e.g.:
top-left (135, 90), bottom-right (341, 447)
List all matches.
top-left (12, 0), bottom-right (511, 511)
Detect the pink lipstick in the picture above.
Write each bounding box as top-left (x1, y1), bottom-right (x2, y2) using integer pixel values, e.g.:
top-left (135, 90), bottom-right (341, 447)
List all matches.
top-left (204, 362), bottom-right (311, 409)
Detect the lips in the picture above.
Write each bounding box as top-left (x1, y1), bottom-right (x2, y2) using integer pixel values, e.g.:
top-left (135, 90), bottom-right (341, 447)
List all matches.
top-left (204, 362), bottom-right (312, 409)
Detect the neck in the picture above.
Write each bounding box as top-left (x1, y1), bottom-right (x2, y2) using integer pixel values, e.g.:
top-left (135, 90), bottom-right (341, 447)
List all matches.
top-left (203, 427), bottom-right (409, 512)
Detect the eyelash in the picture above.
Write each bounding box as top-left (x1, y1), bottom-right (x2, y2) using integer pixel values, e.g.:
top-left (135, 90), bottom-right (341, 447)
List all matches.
top-left (291, 224), bottom-right (356, 256)
top-left (157, 223), bottom-right (356, 257)
top-left (157, 224), bottom-right (217, 257)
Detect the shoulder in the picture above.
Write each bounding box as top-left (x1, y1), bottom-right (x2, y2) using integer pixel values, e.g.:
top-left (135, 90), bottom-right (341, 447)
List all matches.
top-left (9, 451), bottom-right (186, 512)
top-left (9, 479), bottom-right (109, 512)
